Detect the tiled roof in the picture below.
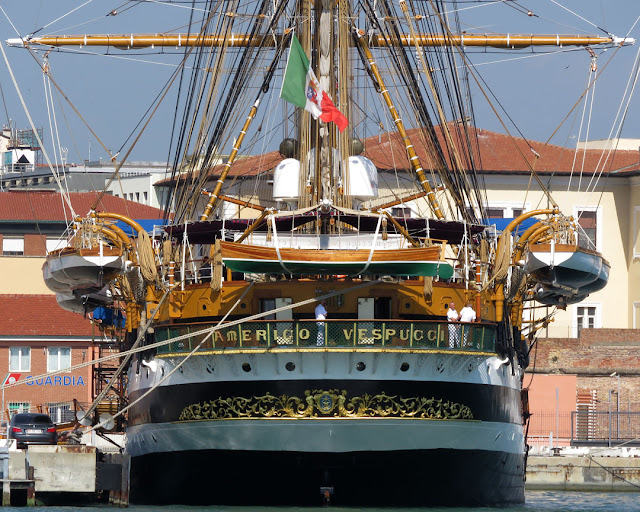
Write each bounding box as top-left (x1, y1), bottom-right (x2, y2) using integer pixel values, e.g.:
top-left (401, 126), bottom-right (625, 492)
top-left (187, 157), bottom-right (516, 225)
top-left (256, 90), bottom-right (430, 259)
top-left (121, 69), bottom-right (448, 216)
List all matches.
top-left (154, 152), bottom-right (282, 186)
top-left (0, 295), bottom-right (94, 337)
top-left (362, 127), bottom-right (640, 175)
top-left (155, 128), bottom-right (640, 185)
top-left (0, 191), bottom-right (165, 222)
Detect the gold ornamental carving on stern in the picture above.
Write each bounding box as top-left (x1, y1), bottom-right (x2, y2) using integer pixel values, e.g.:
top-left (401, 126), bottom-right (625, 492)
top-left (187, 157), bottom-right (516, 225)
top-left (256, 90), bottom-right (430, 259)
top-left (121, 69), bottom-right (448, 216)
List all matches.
top-left (178, 389), bottom-right (473, 421)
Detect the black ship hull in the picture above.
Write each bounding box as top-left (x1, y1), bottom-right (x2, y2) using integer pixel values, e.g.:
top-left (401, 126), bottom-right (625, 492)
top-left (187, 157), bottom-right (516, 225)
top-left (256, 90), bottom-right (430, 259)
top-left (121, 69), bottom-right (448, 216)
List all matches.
top-left (126, 349), bottom-right (525, 507)
top-left (130, 446), bottom-right (524, 506)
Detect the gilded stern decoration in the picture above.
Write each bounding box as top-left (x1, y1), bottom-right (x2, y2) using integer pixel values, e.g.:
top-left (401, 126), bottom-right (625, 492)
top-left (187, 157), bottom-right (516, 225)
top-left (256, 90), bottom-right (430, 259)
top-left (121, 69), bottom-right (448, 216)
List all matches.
top-left (178, 389), bottom-right (474, 420)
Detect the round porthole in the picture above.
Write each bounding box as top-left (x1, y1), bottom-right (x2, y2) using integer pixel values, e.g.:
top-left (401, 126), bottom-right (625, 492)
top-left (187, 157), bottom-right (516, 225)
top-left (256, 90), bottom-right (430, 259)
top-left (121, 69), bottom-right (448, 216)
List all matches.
top-left (285, 362), bottom-right (296, 371)
top-left (241, 303), bottom-right (247, 309)
top-left (356, 361), bottom-right (366, 371)
top-left (242, 363), bottom-right (251, 372)
top-left (400, 362), bottom-right (410, 372)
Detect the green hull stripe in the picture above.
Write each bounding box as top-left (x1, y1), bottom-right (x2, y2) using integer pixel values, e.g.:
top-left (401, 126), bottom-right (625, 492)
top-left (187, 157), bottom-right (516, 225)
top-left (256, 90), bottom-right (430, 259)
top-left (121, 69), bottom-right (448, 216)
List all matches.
top-left (224, 259), bottom-right (453, 278)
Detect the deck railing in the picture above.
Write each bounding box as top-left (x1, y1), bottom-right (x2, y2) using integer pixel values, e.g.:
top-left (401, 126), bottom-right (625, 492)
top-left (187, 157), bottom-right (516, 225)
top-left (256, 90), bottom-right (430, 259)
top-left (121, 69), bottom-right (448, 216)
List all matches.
top-left (155, 319), bottom-right (496, 353)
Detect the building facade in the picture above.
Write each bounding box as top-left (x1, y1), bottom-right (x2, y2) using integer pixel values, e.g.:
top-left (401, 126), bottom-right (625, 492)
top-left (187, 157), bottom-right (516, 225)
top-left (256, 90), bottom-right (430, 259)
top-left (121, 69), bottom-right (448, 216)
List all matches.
top-left (0, 295), bottom-right (93, 424)
top-left (0, 191), bottom-right (164, 426)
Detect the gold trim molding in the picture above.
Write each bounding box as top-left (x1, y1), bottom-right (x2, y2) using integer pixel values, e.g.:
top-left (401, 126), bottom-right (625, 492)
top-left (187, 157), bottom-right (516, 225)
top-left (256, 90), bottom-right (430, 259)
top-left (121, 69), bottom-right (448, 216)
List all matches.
top-left (178, 389), bottom-right (473, 421)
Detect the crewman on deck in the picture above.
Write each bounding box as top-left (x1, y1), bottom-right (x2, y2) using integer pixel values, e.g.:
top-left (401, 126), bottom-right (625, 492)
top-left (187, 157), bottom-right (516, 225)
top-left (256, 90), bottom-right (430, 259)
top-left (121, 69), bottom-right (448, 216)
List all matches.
top-left (315, 299), bottom-right (328, 346)
top-left (447, 302), bottom-right (459, 348)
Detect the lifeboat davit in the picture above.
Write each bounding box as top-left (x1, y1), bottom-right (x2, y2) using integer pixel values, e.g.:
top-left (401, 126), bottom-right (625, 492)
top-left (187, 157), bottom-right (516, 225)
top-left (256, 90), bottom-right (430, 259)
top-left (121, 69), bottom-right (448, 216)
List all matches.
top-left (43, 245), bottom-right (125, 295)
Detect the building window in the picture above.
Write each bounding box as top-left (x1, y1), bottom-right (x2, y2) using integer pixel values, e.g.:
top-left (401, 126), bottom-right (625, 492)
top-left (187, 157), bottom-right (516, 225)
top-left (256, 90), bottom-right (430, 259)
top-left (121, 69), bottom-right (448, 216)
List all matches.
top-left (471, 203), bottom-right (528, 220)
top-left (136, 192), bottom-right (140, 202)
top-left (46, 238), bottom-right (67, 254)
top-left (2, 236), bottom-right (24, 255)
top-left (9, 347), bottom-right (30, 371)
top-left (47, 402), bottom-right (73, 424)
top-left (391, 207), bottom-right (412, 218)
top-left (485, 207), bottom-right (506, 219)
top-left (8, 402), bottom-right (30, 417)
top-left (143, 191), bottom-right (148, 204)
top-left (634, 302), bottom-right (640, 329)
top-left (47, 347), bottom-right (71, 372)
top-left (575, 207), bottom-right (600, 251)
top-left (634, 207), bottom-right (640, 258)
top-left (575, 303), bottom-right (600, 338)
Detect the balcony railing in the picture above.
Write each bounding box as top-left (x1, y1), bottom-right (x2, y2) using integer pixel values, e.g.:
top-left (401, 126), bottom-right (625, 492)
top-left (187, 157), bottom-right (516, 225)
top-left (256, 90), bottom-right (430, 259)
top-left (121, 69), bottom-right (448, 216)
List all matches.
top-left (155, 319), bottom-right (497, 354)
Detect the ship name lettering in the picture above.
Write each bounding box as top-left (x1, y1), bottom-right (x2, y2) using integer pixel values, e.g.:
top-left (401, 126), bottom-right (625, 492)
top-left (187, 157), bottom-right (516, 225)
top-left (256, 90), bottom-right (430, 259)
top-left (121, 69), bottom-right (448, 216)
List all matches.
top-left (274, 329), bottom-right (293, 341)
top-left (226, 331), bottom-right (238, 342)
top-left (342, 328), bottom-right (354, 340)
top-left (299, 328), bottom-right (310, 340)
top-left (372, 328), bottom-right (382, 340)
top-left (384, 328), bottom-right (396, 341)
top-left (213, 331), bottom-right (223, 342)
top-left (426, 329), bottom-right (436, 342)
top-left (358, 328), bottom-right (369, 340)
top-left (399, 329), bottom-right (410, 341)
top-left (414, 329), bottom-right (425, 341)
top-left (241, 330), bottom-right (252, 342)
top-left (256, 330), bottom-right (267, 341)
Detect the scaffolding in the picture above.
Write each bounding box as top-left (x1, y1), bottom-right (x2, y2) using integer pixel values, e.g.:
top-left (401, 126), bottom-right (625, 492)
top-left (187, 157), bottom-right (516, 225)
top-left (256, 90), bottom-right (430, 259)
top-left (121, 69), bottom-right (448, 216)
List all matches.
top-left (91, 308), bottom-right (128, 432)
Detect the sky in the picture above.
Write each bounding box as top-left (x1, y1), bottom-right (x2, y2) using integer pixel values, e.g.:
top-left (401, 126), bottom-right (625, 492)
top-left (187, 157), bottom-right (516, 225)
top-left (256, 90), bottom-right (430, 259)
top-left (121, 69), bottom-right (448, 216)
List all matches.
top-left (0, 0), bottom-right (638, 164)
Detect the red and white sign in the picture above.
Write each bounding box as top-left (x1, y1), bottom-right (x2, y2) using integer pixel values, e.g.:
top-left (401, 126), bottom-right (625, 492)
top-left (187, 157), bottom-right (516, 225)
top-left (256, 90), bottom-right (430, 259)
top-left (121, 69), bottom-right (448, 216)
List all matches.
top-left (2, 373), bottom-right (21, 386)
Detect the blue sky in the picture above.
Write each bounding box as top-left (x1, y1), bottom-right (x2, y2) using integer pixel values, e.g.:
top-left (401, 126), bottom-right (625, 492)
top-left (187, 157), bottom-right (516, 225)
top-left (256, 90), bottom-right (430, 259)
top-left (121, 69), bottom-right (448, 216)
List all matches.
top-left (0, 0), bottom-right (638, 164)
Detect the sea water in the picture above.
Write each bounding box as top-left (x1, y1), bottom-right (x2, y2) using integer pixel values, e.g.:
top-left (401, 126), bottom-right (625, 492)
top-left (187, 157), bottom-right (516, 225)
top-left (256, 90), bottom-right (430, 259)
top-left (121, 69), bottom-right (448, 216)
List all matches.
top-left (2, 491), bottom-right (639, 512)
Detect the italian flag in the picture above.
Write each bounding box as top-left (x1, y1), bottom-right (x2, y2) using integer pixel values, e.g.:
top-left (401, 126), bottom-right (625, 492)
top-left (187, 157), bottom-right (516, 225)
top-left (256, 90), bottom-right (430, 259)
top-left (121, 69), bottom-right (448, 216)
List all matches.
top-left (280, 34), bottom-right (348, 133)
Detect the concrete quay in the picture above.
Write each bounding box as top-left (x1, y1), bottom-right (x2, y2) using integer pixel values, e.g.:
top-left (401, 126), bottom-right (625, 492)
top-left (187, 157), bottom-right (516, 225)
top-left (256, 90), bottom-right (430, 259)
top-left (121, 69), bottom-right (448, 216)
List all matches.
top-left (526, 447), bottom-right (640, 491)
top-left (0, 439), bottom-right (129, 507)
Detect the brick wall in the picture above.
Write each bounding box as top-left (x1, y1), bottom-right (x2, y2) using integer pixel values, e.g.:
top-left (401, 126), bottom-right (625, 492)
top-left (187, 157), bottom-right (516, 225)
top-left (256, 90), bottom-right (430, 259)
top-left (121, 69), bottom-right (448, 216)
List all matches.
top-left (527, 328), bottom-right (640, 412)
top-left (24, 234), bottom-right (46, 256)
top-left (0, 340), bottom-right (93, 417)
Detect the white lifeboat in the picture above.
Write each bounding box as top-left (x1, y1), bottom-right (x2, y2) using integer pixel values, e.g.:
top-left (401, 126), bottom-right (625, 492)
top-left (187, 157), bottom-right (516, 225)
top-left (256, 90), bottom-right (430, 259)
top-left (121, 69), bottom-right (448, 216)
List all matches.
top-left (56, 287), bottom-right (114, 314)
top-left (43, 244), bottom-right (125, 294)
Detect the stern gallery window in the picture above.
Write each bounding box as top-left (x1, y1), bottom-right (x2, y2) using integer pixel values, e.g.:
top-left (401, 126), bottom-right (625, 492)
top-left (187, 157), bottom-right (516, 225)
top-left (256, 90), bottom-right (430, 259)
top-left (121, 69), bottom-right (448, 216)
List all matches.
top-left (47, 347), bottom-right (71, 372)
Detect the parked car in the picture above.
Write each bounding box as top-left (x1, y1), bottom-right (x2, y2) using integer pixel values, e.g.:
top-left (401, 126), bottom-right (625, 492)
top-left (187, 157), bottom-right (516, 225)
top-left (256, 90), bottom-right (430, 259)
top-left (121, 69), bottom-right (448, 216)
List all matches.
top-left (8, 413), bottom-right (58, 447)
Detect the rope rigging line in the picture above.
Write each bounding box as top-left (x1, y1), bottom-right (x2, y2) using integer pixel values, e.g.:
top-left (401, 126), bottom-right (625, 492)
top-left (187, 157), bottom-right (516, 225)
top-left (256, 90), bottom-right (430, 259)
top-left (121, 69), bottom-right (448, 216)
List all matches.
top-left (39, 69), bottom-right (78, 241)
top-left (89, 280), bottom-right (383, 433)
top-left (95, 1), bottom-right (231, 213)
top-left (566, 58), bottom-right (597, 195)
top-left (171, 0), bottom-right (293, 224)
top-left (425, 0), bottom-right (561, 209)
top-left (172, 0), bottom-right (264, 220)
top-left (0, 279), bottom-right (382, 395)
top-left (547, 0), bottom-right (612, 37)
top-left (0, 38), bottom-right (77, 217)
top-left (28, 0), bottom-right (97, 37)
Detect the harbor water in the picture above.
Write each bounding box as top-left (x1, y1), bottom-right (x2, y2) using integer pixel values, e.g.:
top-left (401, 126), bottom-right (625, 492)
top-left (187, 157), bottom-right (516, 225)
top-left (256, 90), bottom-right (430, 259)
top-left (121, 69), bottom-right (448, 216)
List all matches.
top-left (2, 491), bottom-right (639, 512)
